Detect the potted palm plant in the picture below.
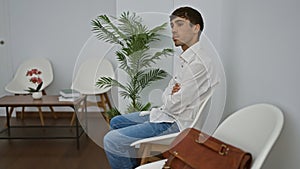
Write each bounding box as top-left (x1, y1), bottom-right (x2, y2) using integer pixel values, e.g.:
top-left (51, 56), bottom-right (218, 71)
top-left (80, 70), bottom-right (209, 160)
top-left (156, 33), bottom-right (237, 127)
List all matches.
top-left (91, 12), bottom-right (173, 119)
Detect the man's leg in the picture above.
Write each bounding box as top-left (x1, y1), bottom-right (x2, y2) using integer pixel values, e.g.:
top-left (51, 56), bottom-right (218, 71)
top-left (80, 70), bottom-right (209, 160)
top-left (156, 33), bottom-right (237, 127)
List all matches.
top-left (109, 112), bottom-right (149, 129)
top-left (104, 114), bottom-right (179, 169)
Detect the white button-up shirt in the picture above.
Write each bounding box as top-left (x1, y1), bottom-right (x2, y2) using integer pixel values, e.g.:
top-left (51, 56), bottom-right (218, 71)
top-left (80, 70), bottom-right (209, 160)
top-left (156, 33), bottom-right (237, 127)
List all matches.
top-left (148, 41), bottom-right (219, 130)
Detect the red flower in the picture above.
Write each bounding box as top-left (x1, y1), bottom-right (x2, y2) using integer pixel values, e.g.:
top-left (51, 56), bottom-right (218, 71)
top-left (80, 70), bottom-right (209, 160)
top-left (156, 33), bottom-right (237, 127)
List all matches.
top-left (25, 68), bottom-right (43, 92)
top-left (26, 68), bottom-right (42, 77)
top-left (29, 77), bottom-right (42, 84)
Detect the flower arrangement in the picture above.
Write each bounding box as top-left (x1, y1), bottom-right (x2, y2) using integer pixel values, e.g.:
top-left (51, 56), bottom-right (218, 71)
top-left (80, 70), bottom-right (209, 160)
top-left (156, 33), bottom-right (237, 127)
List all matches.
top-left (25, 68), bottom-right (43, 93)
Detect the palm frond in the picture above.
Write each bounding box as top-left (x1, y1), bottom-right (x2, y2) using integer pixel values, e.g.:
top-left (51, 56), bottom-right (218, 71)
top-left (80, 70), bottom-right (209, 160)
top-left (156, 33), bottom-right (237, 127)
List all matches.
top-left (127, 101), bottom-right (143, 113)
top-left (141, 102), bottom-right (152, 111)
top-left (98, 15), bottom-right (127, 40)
top-left (138, 69), bottom-right (167, 89)
top-left (105, 107), bottom-right (121, 119)
top-left (91, 15), bottom-right (124, 46)
top-left (149, 22), bottom-right (168, 34)
top-left (118, 12), bottom-right (148, 35)
top-left (138, 48), bottom-right (173, 68)
top-left (147, 48), bottom-right (174, 64)
top-left (148, 22), bottom-right (168, 41)
top-left (127, 49), bottom-right (148, 72)
top-left (119, 90), bottom-right (130, 99)
top-left (116, 51), bottom-right (131, 72)
top-left (127, 101), bottom-right (152, 113)
top-left (96, 77), bottom-right (126, 90)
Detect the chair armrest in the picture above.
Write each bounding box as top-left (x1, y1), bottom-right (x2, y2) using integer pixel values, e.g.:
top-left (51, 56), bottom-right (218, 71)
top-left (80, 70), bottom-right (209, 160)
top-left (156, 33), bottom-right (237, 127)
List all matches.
top-left (135, 159), bottom-right (167, 169)
top-left (130, 132), bottom-right (179, 147)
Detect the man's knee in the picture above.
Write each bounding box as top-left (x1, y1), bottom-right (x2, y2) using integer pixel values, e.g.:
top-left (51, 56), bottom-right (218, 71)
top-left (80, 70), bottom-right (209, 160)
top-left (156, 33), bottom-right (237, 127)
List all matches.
top-left (104, 130), bottom-right (117, 146)
top-left (109, 115), bottom-right (122, 129)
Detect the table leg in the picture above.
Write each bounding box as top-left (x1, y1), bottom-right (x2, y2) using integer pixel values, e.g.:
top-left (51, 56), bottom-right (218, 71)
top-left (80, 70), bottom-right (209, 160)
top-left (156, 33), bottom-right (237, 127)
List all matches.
top-left (6, 107), bottom-right (11, 136)
top-left (75, 109), bottom-right (80, 150)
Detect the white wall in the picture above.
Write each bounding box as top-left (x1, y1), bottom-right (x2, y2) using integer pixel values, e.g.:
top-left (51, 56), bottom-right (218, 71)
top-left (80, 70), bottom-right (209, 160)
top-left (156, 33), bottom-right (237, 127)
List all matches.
top-left (220, 0), bottom-right (300, 168)
top-left (1, 0), bottom-right (300, 168)
top-left (0, 0), bottom-right (12, 98)
top-left (7, 0), bottom-right (116, 95)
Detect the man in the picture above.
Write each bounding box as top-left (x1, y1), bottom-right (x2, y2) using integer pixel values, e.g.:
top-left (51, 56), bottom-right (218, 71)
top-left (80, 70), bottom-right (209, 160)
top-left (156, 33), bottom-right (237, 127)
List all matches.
top-left (104, 6), bottom-right (219, 169)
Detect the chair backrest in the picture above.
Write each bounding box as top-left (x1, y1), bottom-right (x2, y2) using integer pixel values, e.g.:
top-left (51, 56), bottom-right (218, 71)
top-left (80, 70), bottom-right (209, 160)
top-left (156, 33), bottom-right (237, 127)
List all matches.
top-left (213, 103), bottom-right (284, 169)
top-left (5, 57), bottom-right (53, 94)
top-left (71, 57), bottom-right (115, 95)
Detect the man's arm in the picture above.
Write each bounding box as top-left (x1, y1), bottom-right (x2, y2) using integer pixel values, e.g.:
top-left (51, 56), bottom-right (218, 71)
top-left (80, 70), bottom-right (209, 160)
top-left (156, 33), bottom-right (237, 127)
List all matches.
top-left (163, 63), bottom-right (210, 115)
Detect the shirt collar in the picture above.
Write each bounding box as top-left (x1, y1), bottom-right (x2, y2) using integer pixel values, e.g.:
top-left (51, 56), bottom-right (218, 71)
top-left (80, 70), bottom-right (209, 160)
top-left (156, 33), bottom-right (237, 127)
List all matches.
top-left (180, 41), bottom-right (201, 63)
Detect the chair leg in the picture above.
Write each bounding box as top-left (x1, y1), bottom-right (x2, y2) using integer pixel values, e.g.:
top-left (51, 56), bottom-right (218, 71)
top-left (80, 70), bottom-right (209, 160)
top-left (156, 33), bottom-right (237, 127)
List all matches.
top-left (138, 143), bottom-right (170, 165)
top-left (104, 93), bottom-right (112, 109)
top-left (97, 94), bottom-right (107, 113)
top-left (97, 94), bottom-right (110, 123)
top-left (37, 106), bottom-right (45, 126)
top-left (42, 90), bottom-right (57, 119)
top-left (21, 106), bottom-right (25, 119)
top-left (49, 106), bottom-right (57, 119)
top-left (139, 144), bottom-right (152, 165)
top-left (4, 107), bottom-right (14, 127)
top-left (70, 113), bottom-right (76, 126)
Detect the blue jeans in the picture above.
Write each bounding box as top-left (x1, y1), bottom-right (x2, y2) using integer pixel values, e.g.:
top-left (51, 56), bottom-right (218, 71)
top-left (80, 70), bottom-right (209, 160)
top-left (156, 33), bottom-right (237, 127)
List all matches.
top-left (103, 112), bottom-right (179, 169)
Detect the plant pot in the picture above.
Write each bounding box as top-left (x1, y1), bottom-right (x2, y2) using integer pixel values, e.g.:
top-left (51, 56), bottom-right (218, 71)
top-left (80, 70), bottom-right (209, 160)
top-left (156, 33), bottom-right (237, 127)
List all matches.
top-left (32, 91), bottom-right (42, 99)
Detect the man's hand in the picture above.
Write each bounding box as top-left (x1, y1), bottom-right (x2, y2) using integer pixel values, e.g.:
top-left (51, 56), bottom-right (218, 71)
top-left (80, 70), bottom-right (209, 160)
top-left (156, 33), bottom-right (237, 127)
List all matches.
top-left (171, 83), bottom-right (181, 95)
top-left (139, 111), bottom-right (150, 116)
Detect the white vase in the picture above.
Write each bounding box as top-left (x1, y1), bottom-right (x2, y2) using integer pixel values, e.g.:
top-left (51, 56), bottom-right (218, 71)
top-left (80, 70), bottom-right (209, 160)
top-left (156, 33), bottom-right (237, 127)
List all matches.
top-left (32, 91), bottom-right (43, 99)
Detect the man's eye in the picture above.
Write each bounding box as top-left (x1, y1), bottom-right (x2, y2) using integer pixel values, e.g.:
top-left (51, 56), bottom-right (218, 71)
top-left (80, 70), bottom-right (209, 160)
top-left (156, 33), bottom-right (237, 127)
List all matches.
top-left (177, 23), bottom-right (184, 27)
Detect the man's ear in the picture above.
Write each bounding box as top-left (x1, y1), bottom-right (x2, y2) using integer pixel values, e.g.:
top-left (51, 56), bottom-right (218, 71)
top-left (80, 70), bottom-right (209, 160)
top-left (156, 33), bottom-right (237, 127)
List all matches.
top-left (193, 24), bottom-right (201, 34)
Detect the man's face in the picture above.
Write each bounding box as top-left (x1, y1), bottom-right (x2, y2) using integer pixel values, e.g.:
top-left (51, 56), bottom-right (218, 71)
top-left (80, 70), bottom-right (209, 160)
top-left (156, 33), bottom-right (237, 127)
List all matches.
top-left (170, 17), bottom-right (199, 48)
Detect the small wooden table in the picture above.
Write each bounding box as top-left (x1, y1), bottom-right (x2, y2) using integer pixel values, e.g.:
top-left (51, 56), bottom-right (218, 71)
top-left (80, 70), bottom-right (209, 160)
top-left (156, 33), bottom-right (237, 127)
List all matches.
top-left (0, 95), bottom-right (87, 149)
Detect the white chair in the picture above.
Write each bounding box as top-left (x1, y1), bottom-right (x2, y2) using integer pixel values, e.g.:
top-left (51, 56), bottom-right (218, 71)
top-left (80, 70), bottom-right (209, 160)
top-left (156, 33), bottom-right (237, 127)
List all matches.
top-left (70, 57), bottom-right (115, 124)
top-left (5, 57), bottom-right (56, 125)
top-left (135, 103), bottom-right (284, 169)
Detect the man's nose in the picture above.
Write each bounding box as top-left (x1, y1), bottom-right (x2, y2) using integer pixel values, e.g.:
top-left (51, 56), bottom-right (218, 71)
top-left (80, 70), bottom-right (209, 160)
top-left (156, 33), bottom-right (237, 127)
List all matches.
top-left (171, 27), bottom-right (177, 34)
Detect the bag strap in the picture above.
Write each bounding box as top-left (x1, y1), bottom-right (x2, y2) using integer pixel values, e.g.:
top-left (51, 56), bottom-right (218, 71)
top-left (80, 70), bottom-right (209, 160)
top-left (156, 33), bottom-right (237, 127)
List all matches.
top-left (195, 132), bottom-right (230, 156)
top-left (163, 154), bottom-right (175, 169)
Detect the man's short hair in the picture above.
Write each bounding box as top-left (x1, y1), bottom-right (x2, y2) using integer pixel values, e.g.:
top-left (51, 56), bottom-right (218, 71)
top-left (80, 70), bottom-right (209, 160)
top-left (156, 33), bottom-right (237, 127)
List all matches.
top-left (170, 6), bottom-right (204, 33)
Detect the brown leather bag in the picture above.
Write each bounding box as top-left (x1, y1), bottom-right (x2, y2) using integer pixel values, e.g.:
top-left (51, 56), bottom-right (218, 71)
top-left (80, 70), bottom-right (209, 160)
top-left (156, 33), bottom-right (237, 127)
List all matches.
top-left (163, 128), bottom-right (252, 169)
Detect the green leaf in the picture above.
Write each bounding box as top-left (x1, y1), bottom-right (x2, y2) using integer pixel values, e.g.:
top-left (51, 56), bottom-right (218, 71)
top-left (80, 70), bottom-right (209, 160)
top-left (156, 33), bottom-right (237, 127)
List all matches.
top-left (138, 69), bottom-right (167, 89)
top-left (91, 15), bottom-right (123, 46)
top-left (24, 82), bottom-right (43, 93)
top-left (96, 77), bottom-right (126, 90)
top-left (36, 82), bottom-right (43, 92)
top-left (141, 102), bottom-right (152, 111)
top-left (105, 107), bottom-right (121, 119)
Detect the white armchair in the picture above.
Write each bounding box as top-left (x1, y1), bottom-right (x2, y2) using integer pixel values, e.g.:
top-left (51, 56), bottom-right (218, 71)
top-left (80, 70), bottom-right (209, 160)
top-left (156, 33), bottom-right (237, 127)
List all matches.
top-left (136, 103), bottom-right (284, 169)
top-left (71, 57), bottom-right (115, 124)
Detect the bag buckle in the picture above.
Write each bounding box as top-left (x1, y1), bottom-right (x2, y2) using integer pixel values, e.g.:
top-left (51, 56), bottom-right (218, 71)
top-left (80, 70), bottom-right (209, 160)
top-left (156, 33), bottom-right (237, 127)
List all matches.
top-left (219, 144), bottom-right (229, 156)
